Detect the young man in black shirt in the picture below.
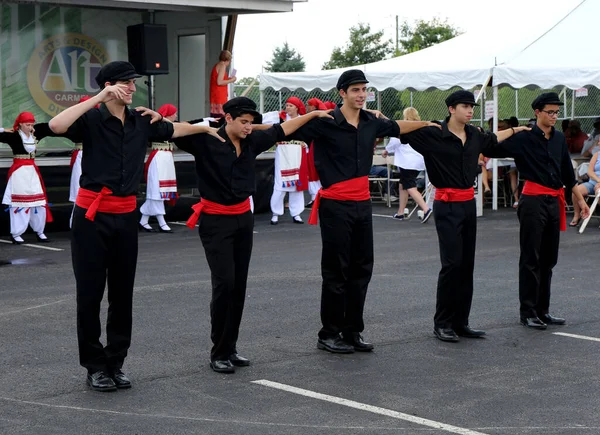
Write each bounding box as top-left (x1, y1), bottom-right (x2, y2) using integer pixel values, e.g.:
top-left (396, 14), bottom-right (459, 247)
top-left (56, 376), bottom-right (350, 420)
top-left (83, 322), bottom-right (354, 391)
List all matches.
top-left (401, 90), bottom-right (529, 343)
top-left (486, 93), bottom-right (590, 329)
top-left (49, 61), bottom-right (222, 392)
top-left (175, 97), bottom-right (332, 373)
top-left (292, 70), bottom-right (438, 354)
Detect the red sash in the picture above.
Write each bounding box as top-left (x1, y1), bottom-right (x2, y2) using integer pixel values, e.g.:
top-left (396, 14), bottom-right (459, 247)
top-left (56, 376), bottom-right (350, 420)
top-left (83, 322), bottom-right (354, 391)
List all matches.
top-left (69, 149), bottom-right (80, 170)
top-left (308, 176), bottom-right (371, 225)
top-left (7, 158), bottom-right (53, 223)
top-left (435, 187), bottom-right (475, 202)
top-left (144, 149), bottom-right (159, 182)
top-left (307, 142), bottom-right (319, 182)
top-left (521, 181), bottom-right (566, 231)
top-left (186, 197), bottom-right (251, 229)
top-left (75, 187), bottom-right (137, 221)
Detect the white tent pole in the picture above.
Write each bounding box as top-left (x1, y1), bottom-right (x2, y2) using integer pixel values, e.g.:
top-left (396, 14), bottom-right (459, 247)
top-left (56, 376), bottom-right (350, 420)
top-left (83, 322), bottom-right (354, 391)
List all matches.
top-left (492, 85), bottom-right (499, 211)
top-left (259, 89), bottom-right (264, 113)
top-left (571, 88), bottom-right (575, 119)
top-left (410, 91), bottom-right (413, 107)
top-left (377, 90), bottom-right (381, 111)
top-left (515, 89), bottom-right (519, 120)
top-left (278, 91), bottom-right (282, 111)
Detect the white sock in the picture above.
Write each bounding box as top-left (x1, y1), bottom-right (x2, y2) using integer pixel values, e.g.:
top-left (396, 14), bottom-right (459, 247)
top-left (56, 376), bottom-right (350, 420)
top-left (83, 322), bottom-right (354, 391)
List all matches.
top-left (140, 215), bottom-right (150, 226)
top-left (156, 215), bottom-right (167, 227)
top-left (13, 235), bottom-right (24, 242)
top-left (37, 233), bottom-right (47, 240)
top-left (271, 214), bottom-right (278, 222)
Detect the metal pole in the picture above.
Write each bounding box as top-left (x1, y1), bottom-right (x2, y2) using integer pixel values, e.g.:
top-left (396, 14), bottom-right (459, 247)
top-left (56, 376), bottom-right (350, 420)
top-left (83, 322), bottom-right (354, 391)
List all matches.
top-left (572, 88), bottom-right (575, 119)
top-left (278, 91), bottom-right (282, 111)
top-left (410, 91), bottom-right (413, 107)
top-left (492, 85), bottom-right (499, 211)
top-left (377, 90), bottom-right (381, 111)
top-left (148, 75), bottom-right (155, 110)
top-left (259, 89), bottom-right (264, 113)
top-left (515, 88), bottom-right (518, 120)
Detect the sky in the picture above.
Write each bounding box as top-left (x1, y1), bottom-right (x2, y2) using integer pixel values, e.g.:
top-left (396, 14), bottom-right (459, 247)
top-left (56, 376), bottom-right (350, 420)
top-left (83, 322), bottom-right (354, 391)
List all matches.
top-left (232, 0), bottom-right (583, 77)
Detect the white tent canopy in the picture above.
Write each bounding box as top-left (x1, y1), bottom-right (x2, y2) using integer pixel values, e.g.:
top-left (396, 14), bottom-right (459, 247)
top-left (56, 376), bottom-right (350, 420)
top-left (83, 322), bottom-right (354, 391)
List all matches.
top-left (259, 0), bottom-right (592, 92)
top-left (494, 0), bottom-right (600, 89)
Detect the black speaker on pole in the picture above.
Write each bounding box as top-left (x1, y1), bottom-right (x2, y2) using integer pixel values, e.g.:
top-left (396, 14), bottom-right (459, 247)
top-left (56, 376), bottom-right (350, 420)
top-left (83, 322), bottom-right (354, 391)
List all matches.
top-left (127, 23), bottom-right (169, 75)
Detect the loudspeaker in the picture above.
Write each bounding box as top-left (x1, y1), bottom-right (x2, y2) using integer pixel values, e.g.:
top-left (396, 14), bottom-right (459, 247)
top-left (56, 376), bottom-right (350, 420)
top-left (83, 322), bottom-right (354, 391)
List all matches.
top-left (127, 23), bottom-right (169, 75)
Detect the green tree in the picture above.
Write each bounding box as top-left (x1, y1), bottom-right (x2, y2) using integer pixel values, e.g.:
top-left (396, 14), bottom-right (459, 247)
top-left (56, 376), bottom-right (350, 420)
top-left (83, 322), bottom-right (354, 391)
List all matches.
top-left (322, 23), bottom-right (393, 70)
top-left (264, 42), bottom-right (306, 72)
top-left (397, 18), bottom-right (460, 56)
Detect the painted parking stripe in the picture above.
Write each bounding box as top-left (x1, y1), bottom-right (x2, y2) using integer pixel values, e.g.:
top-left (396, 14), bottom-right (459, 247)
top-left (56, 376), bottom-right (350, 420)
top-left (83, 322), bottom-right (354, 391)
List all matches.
top-left (553, 332), bottom-right (600, 343)
top-left (0, 239), bottom-right (63, 251)
top-left (252, 379), bottom-right (489, 435)
top-left (170, 221), bottom-right (258, 233)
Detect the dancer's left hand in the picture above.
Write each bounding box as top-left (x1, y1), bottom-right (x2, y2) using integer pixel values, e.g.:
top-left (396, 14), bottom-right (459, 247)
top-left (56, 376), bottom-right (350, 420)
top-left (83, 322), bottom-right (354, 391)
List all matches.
top-left (136, 106), bottom-right (163, 124)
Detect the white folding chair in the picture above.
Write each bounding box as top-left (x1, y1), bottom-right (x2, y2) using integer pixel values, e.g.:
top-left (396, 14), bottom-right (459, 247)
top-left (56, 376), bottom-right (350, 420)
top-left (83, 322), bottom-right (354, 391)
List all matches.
top-left (369, 155), bottom-right (389, 205)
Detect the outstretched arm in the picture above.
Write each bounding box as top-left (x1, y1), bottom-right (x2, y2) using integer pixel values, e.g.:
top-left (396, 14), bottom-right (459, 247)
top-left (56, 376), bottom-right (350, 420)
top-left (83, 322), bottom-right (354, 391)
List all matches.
top-left (49, 84), bottom-right (129, 133)
top-left (279, 110), bottom-right (333, 137)
top-left (171, 122), bottom-right (224, 142)
top-left (396, 120), bottom-right (440, 134)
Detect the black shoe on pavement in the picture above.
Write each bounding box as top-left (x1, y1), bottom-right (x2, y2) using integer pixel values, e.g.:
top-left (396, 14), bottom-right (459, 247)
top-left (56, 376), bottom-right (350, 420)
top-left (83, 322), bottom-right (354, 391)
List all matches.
top-left (210, 360), bottom-right (235, 373)
top-left (434, 327), bottom-right (460, 342)
top-left (421, 208), bottom-right (433, 224)
top-left (539, 314), bottom-right (566, 325)
top-left (520, 317), bottom-right (547, 330)
top-left (454, 325), bottom-right (486, 338)
top-left (317, 336), bottom-right (354, 354)
top-left (342, 332), bottom-right (374, 352)
top-left (110, 369), bottom-right (132, 389)
top-left (87, 371), bottom-right (117, 392)
top-left (229, 353), bottom-right (250, 367)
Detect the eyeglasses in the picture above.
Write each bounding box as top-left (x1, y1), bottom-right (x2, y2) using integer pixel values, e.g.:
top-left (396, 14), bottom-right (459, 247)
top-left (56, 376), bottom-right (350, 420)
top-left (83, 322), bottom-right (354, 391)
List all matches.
top-left (541, 110), bottom-right (560, 117)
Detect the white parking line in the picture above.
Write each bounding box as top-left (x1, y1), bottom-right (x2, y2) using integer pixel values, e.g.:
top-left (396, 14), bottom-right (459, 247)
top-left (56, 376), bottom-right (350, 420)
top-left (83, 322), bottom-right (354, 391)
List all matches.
top-left (553, 332), bottom-right (600, 343)
top-left (0, 239), bottom-right (64, 251)
top-left (252, 379), bottom-right (489, 435)
top-left (0, 299), bottom-right (68, 317)
top-left (170, 221), bottom-right (257, 233)
top-left (372, 213), bottom-right (394, 219)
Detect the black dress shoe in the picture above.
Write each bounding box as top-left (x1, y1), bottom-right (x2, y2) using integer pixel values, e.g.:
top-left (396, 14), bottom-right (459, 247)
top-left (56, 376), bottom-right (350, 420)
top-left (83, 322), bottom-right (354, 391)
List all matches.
top-left (11, 236), bottom-right (24, 245)
top-left (454, 325), bottom-right (486, 338)
top-left (110, 369), bottom-right (132, 389)
top-left (342, 332), bottom-right (374, 352)
top-left (87, 371), bottom-right (117, 392)
top-left (36, 234), bottom-right (50, 243)
top-left (138, 223), bottom-right (154, 232)
top-left (229, 353), bottom-right (250, 367)
top-left (520, 317), bottom-right (547, 330)
top-left (540, 314), bottom-right (566, 325)
top-left (433, 327), bottom-right (460, 342)
top-left (317, 336), bottom-right (354, 353)
top-left (210, 360), bottom-right (235, 373)
top-left (306, 200), bottom-right (314, 208)
top-left (158, 226), bottom-right (173, 233)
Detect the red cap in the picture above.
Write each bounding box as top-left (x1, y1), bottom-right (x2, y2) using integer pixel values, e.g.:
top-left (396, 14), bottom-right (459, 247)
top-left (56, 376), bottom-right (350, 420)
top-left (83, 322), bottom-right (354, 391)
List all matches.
top-left (285, 97), bottom-right (306, 115)
top-left (158, 103), bottom-right (177, 118)
top-left (307, 98), bottom-right (327, 110)
top-left (14, 112), bottom-right (35, 131)
top-left (324, 101), bottom-right (337, 110)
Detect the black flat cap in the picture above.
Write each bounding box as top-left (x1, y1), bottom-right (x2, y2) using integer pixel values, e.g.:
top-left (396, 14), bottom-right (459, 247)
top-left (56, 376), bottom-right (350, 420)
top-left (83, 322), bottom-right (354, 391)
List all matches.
top-left (336, 69), bottom-right (369, 90)
top-left (445, 90), bottom-right (479, 107)
top-left (95, 61), bottom-right (142, 87)
top-left (223, 97), bottom-right (261, 119)
top-left (593, 117), bottom-right (600, 129)
top-left (531, 92), bottom-right (564, 110)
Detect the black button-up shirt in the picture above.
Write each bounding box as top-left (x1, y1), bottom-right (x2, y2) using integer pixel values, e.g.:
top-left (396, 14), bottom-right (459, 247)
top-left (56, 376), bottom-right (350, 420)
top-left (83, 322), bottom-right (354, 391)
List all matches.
top-left (65, 104), bottom-right (174, 196)
top-left (402, 122), bottom-right (498, 189)
top-left (0, 123), bottom-right (59, 154)
top-left (292, 108), bottom-right (400, 188)
top-left (174, 124), bottom-right (285, 205)
top-left (485, 124), bottom-right (576, 190)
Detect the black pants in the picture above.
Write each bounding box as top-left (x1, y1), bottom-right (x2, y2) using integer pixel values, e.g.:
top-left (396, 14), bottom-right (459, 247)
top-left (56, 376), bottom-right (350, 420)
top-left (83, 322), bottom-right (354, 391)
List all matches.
top-left (433, 199), bottom-right (477, 329)
top-left (318, 199), bottom-right (373, 339)
top-left (517, 194), bottom-right (560, 319)
top-left (71, 206), bottom-right (138, 374)
top-left (199, 211), bottom-right (254, 361)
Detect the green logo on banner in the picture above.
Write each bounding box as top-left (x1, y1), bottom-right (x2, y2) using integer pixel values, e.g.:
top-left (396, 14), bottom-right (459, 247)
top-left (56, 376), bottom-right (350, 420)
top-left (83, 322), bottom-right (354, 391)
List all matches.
top-left (27, 33), bottom-right (109, 116)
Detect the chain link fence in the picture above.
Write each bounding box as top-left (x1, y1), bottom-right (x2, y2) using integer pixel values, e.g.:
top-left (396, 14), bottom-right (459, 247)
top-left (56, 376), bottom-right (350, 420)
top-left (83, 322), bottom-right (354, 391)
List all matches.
top-left (233, 83), bottom-right (600, 134)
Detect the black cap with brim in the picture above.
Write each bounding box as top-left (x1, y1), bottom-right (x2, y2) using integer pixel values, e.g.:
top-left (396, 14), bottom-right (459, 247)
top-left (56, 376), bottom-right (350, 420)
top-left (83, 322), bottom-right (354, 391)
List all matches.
top-left (531, 92), bottom-right (564, 110)
top-left (445, 90), bottom-right (479, 107)
top-left (336, 69), bottom-right (369, 90)
top-left (223, 96), bottom-right (261, 120)
top-left (95, 61), bottom-right (142, 87)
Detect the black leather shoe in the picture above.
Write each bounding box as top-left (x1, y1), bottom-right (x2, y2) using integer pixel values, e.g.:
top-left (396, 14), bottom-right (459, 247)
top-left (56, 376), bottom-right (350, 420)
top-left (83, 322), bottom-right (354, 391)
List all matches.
top-left (520, 317), bottom-right (547, 330)
top-left (454, 325), bottom-right (486, 338)
top-left (306, 200), bottom-right (314, 208)
top-left (540, 314), bottom-right (566, 325)
top-left (229, 353), bottom-right (250, 367)
top-left (36, 234), bottom-right (50, 243)
top-left (434, 327), bottom-right (460, 342)
top-left (317, 336), bottom-right (354, 353)
top-left (210, 360), bottom-right (235, 373)
top-left (110, 369), bottom-right (132, 389)
top-left (87, 371), bottom-right (117, 392)
top-left (11, 236), bottom-right (24, 245)
top-left (158, 226), bottom-right (173, 233)
top-left (138, 223), bottom-right (154, 232)
top-left (342, 332), bottom-right (374, 352)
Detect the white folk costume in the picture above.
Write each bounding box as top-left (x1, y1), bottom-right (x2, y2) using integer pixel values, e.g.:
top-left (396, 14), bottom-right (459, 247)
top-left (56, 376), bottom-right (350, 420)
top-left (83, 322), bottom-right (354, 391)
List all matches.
top-left (271, 97), bottom-right (308, 225)
top-left (139, 103), bottom-right (179, 232)
top-left (1, 113), bottom-right (52, 243)
top-left (270, 140), bottom-right (308, 222)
